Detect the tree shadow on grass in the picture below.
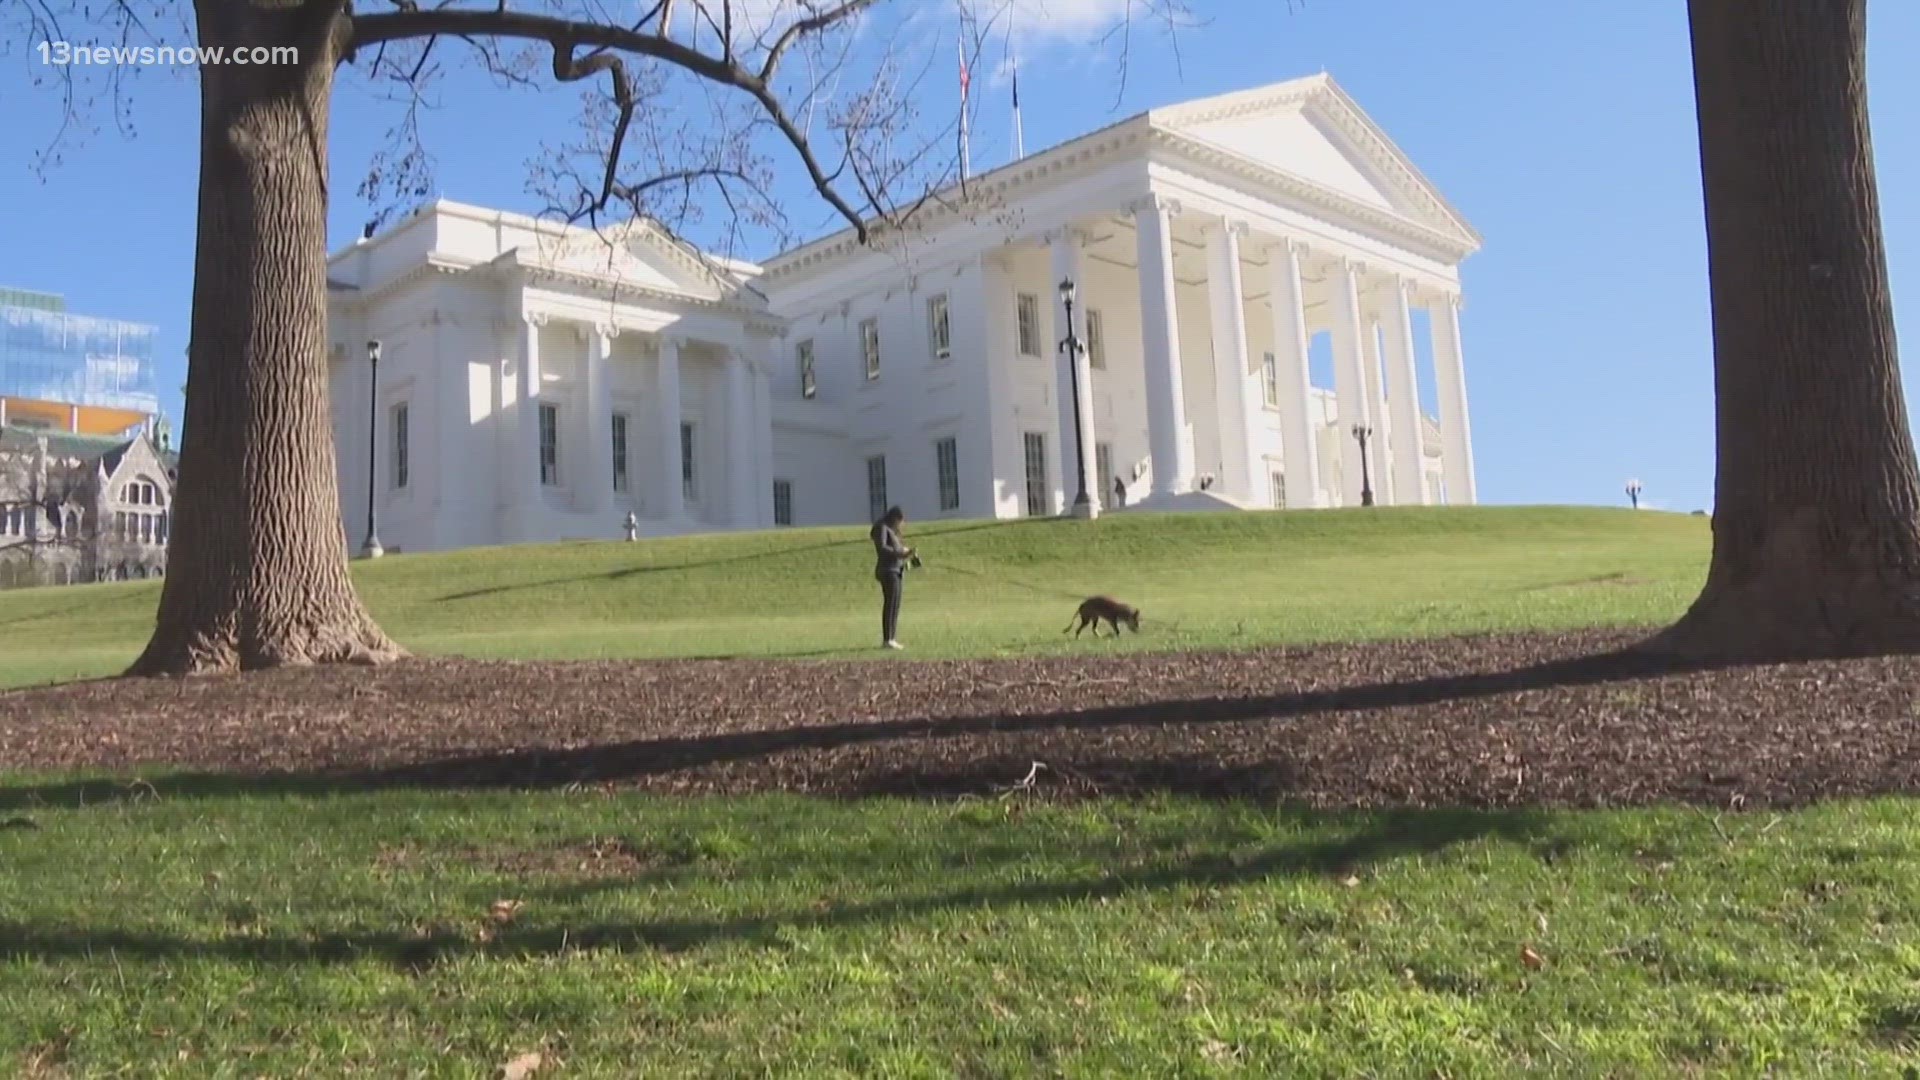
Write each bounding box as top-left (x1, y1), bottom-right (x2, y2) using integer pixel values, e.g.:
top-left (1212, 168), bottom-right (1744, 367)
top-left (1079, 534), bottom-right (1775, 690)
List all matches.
top-left (0, 805), bottom-right (1552, 967)
top-left (434, 519), bottom-right (1031, 603)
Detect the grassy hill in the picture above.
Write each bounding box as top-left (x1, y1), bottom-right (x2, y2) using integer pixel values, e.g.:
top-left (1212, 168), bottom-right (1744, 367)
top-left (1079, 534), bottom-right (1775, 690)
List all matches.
top-left (0, 506), bottom-right (1708, 687)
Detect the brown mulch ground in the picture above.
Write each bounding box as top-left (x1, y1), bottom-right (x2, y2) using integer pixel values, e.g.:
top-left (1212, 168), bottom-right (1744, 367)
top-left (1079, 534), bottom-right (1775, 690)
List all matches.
top-left (3, 629), bottom-right (1919, 809)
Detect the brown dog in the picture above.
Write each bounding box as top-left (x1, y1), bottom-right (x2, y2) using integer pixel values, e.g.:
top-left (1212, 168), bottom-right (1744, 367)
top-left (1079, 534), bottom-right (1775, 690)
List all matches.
top-left (1062, 595), bottom-right (1141, 637)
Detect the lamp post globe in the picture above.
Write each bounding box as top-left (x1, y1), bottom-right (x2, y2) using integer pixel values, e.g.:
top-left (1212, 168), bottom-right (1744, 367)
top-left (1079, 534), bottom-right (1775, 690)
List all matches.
top-left (361, 339), bottom-right (384, 559)
top-left (1056, 276), bottom-right (1095, 519)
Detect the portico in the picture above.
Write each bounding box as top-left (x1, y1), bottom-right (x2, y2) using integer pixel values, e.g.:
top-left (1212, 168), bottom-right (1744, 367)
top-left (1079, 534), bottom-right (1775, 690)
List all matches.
top-left (1004, 190), bottom-right (1476, 515)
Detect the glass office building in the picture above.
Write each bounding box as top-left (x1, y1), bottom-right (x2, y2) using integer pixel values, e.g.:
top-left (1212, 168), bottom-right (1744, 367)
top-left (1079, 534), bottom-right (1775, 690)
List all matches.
top-left (0, 288), bottom-right (160, 427)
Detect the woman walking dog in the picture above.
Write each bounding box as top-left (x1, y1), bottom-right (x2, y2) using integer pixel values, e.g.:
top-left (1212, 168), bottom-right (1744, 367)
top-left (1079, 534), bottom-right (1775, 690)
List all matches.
top-left (869, 505), bottom-right (917, 649)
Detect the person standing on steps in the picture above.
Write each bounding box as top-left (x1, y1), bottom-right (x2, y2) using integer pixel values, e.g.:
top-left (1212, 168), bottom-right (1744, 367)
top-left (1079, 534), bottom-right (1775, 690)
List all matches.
top-left (870, 505), bottom-right (915, 650)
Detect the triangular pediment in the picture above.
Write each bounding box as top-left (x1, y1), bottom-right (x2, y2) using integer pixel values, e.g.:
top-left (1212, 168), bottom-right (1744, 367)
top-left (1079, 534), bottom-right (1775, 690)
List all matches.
top-left (516, 216), bottom-right (760, 301)
top-left (1150, 75), bottom-right (1480, 250)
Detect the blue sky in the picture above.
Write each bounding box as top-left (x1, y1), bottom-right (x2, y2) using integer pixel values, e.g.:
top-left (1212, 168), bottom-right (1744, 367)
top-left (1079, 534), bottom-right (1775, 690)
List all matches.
top-left (1, 0), bottom-right (1915, 513)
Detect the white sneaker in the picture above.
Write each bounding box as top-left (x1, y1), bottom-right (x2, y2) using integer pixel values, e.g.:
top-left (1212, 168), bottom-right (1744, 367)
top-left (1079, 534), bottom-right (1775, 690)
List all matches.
top-left (884, 640), bottom-right (904, 650)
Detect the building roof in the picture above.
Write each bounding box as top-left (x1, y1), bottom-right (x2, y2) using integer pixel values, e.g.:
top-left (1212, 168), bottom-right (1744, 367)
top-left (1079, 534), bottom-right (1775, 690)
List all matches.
top-left (0, 425), bottom-right (175, 474)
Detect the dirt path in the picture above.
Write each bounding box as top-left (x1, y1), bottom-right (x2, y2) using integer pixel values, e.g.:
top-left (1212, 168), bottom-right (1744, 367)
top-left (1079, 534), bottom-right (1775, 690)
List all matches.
top-left (4, 630), bottom-right (1918, 808)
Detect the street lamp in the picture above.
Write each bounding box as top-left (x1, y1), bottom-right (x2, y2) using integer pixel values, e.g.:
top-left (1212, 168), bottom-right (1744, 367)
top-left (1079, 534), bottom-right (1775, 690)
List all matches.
top-left (1351, 423), bottom-right (1375, 507)
top-left (1626, 478), bottom-right (1643, 510)
top-left (361, 339), bottom-right (384, 559)
top-left (1056, 277), bottom-right (1095, 519)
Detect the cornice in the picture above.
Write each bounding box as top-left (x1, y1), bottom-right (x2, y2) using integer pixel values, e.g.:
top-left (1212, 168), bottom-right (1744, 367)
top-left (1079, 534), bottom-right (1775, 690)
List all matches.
top-left (510, 262), bottom-right (785, 335)
top-left (759, 119), bottom-right (1154, 283)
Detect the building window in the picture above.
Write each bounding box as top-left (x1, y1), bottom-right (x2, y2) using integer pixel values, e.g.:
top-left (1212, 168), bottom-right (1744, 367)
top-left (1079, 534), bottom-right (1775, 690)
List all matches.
top-left (1086, 308), bottom-right (1106, 369)
top-left (114, 511), bottom-right (127, 540)
top-left (773, 479), bottom-right (794, 526)
top-left (1271, 471), bottom-right (1288, 508)
top-left (797, 339), bottom-right (817, 399)
top-left (860, 317), bottom-right (881, 381)
top-left (1095, 442), bottom-right (1114, 502)
top-left (538, 403), bottom-right (560, 485)
top-left (157, 512), bottom-right (169, 543)
top-left (934, 436), bottom-right (960, 512)
top-left (927, 294), bottom-right (951, 361)
top-left (1022, 431), bottom-right (1048, 517)
top-left (139, 514), bottom-right (153, 544)
top-left (611, 412), bottom-right (630, 492)
top-left (391, 403), bottom-right (410, 490)
top-left (681, 421), bottom-right (697, 501)
top-left (1262, 351), bottom-right (1280, 408)
top-left (866, 455), bottom-right (888, 522)
top-left (1016, 293), bottom-right (1041, 357)
top-left (64, 510), bottom-right (79, 537)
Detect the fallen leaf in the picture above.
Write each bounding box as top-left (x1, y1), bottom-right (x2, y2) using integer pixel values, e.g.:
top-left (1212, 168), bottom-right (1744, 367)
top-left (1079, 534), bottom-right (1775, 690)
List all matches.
top-left (1341, 874), bottom-right (1361, 889)
top-left (501, 1051), bottom-right (543, 1079)
top-left (490, 899), bottom-right (524, 925)
top-left (1520, 944), bottom-right (1545, 970)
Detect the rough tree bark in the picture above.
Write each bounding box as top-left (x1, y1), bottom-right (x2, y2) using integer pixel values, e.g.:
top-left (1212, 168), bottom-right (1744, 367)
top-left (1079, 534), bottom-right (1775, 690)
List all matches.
top-left (1644, 0), bottom-right (1920, 661)
top-left (128, 0), bottom-right (403, 676)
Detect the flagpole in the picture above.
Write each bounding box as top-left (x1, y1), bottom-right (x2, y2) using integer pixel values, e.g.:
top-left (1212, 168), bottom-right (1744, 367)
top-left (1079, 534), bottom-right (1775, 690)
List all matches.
top-left (1009, 9), bottom-right (1024, 161)
top-left (957, 34), bottom-right (971, 182)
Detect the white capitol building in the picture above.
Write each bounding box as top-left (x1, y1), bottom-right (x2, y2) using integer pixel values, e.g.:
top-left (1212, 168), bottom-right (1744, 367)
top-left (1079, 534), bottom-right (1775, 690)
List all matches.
top-left (325, 73), bottom-right (1480, 553)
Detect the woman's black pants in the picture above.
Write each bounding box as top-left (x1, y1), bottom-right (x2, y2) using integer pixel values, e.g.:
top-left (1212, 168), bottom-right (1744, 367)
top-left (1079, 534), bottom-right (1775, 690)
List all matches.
top-left (878, 569), bottom-right (903, 643)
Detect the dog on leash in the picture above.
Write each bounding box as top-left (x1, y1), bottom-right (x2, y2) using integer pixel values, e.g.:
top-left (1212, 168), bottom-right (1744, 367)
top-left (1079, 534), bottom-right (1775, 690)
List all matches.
top-left (1063, 595), bottom-right (1141, 637)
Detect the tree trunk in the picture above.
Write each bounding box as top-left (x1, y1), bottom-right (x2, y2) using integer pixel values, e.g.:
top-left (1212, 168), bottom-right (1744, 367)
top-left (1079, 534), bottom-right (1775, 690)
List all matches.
top-left (1645, 0), bottom-right (1920, 661)
top-left (128, 0), bottom-right (403, 676)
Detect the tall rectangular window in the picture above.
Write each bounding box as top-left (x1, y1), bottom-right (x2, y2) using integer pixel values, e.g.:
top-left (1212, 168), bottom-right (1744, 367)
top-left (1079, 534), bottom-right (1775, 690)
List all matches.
top-left (538, 403), bottom-right (560, 485)
top-left (390, 403), bottom-right (409, 490)
top-left (1022, 431), bottom-right (1049, 517)
top-left (1262, 350), bottom-right (1280, 408)
top-left (1015, 293), bottom-right (1041, 357)
top-left (611, 412), bottom-right (629, 492)
top-left (797, 339), bottom-right (817, 399)
top-left (1095, 442), bottom-right (1113, 503)
top-left (860, 317), bottom-right (881, 380)
top-left (681, 421), bottom-right (697, 501)
top-left (773, 479), bottom-right (794, 526)
top-left (1271, 471), bottom-right (1288, 509)
top-left (1086, 308), bottom-right (1106, 369)
top-left (927, 293), bottom-right (951, 360)
top-left (866, 455), bottom-right (888, 521)
top-left (934, 436), bottom-right (960, 511)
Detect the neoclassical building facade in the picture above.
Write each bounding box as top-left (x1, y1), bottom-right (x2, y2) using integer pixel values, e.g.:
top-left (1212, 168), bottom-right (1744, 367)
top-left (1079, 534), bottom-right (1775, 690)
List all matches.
top-left (325, 74), bottom-right (1480, 553)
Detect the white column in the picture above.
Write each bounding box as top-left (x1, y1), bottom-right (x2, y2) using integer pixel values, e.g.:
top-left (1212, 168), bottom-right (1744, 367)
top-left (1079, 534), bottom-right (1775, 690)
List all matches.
top-left (1430, 293), bottom-right (1477, 504)
top-left (754, 341), bottom-right (776, 527)
top-left (1360, 315), bottom-right (1394, 504)
top-left (655, 334), bottom-right (685, 521)
top-left (587, 324), bottom-right (615, 513)
top-left (1327, 258), bottom-right (1372, 507)
top-left (1380, 278), bottom-right (1428, 505)
top-left (1049, 226), bottom-right (1099, 515)
top-left (1205, 218), bottom-right (1260, 503)
top-left (1265, 238), bottom-right (1323, 509)
top-left (724, 350), bottom-right (756, 528)
top-left (1132, 194), bottom-right (1193, 497)
top-left (518, 313), bottom-right (547, 535)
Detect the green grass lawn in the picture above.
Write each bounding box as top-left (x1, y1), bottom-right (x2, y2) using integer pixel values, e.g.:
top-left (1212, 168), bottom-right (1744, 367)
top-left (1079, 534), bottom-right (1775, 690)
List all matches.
top-left (18, 507), bottom-right (1913, 1074)
top-left (0, 505), bottom-right (1709, 689)
top-left (3, 785), bottom-right (1918, 1075)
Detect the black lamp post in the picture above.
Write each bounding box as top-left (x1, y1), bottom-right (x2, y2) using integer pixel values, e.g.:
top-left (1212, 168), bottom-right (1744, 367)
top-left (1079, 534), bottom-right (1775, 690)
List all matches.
top-left (1351, 423), bottom-right (1375, 507)
top-left (1626, 478), bottom-right (1643, 509)
top-left (1056, 277), bottom-right (1094, 519)
top-left (361, 339), bottom-right (384, 559)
